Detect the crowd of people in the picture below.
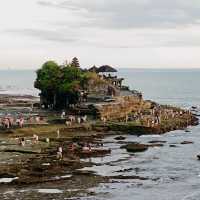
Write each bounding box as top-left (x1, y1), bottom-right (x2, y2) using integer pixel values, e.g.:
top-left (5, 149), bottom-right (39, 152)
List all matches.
top-left (0, 115), bottom-right (25, 129)
top-left (56, 141), bottom-right (104, 160)
top-left (126, 107), bottom-right (191, 127)
top-left (63, 113), bottom-right (88, 126)
top-left (0, 114), bottom-right (46, 129)
top-left (16, 133), bottom-right (39, 147)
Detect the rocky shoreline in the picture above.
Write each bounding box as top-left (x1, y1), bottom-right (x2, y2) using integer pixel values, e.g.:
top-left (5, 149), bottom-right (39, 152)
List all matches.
top-left (0, 114), bottom-right (198, 199)
top-left (0, 94), bottom-right (198, 199)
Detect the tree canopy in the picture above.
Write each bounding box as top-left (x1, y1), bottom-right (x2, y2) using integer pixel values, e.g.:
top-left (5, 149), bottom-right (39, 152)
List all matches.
top-left (34, 61), bottom-right (61, 93)
top-left (71, 57), bottom-right (80, 68)
top-left (34, 59), bottom-right (88, 109)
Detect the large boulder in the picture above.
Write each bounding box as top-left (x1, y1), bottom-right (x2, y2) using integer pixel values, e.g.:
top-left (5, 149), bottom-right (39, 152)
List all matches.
top-left (121, 143), bottom-right (148, 153)
top-left (180, 141), bottom-right (194, 145)
top-left (114, 136), bottom-right (126, 141)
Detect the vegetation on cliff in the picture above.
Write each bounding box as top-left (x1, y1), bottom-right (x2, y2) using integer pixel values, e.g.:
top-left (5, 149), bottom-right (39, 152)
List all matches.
top-left (34, 59), bottom-right (90, 109)
top-left (34, 58), bottom-right (118, 110)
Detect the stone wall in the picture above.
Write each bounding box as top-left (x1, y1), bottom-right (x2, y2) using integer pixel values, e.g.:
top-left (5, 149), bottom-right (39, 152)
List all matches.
top-left (94, 95), bottom-right (145, 120)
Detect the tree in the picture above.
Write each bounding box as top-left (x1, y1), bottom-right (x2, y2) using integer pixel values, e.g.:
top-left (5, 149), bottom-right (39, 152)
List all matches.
top-left (34, 60), bottom-right (89, 109)
top-left (71, 57), bottom-right (80, 68)
top-left (34, 61), bottom-right (61, 108)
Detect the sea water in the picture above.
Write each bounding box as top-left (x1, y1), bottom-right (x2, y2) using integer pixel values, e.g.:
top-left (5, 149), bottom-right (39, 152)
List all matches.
top-left (0, 68), bottom-right (199, 107)
top-left (0, 70), bottom-right (39, 96)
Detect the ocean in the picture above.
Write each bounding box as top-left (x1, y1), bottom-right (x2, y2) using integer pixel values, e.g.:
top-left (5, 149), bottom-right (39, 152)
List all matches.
top-left (0, 68), bottom-right (199, 108)
top-left (1, 69), bottom-right (200, 200)
top-left (0, 70), bottom-right (39, 96)
top-left (118, 68), bottom-right (200, 108)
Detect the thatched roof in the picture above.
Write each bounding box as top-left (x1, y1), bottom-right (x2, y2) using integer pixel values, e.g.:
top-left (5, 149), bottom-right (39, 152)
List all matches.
top-left (97, 65), bottom-right (117, 73)
top-left (88, 65), bottom-right (98, 73)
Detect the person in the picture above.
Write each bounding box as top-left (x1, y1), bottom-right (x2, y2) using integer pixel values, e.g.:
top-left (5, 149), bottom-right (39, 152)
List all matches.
top-left (35, 116), bottom-right (40, 123)
top-left (32, 134), bottom-right (39, 144)
top-left (101, 117), bottom-right (107, 124)
top-left (4, 118), bottom-right (10, 129)
top-left (68, 143), bottom-right (76, 151)
top-left (8, 117), bottom-right (14, 127)
top-left (77, 117), bottom-right (81, 124)
top-left (82, 115), bottom-right (87, 123)
top-left (19, 118), bottom-right (24, 128)
top-left (65, 120), bottom-right (72, 126)
top-left (83, 91), bottom-right (88, 102)
top-left (57, 129), bottom-right (60, 138)
top-left (20, 137), bottom-right (25, 146)
top-left (82, 143), bottom-right (92, 152)
top-left (16, 118), bottom-right (20, 126)
top-left (57, 146), bottom-right (63, 160)
top-left (69, 115), bottom-right (75, 123)
top-left (125, 114), bottom-right (128, 123)
top-left (61, 111), bottom-right (66, 119)
top-left (82, 145), bottom-right (90, 152)
top-left (88, 143), bottom-right (92, 151)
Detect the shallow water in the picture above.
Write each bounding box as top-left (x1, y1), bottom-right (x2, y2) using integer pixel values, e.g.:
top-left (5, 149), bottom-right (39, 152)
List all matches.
top-left (78, 125), bottom-right (200, 200)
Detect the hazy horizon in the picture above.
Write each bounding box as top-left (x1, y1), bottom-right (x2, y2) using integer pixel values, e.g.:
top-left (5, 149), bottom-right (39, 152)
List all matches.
top-left (2, 67), bottom-right (200, 71)
top-left (1, 0), bottom-right (200, 69)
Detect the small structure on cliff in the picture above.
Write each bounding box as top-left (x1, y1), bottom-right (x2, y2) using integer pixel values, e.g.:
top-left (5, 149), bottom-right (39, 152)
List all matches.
top-left (88, 65), bottom-right (98, 73)
top-left (88, 65), bottom-right (124, 89)
top-left (97, 65), bottom-right (124, 89)
top-left (97, 65), bottom-right (117, 73)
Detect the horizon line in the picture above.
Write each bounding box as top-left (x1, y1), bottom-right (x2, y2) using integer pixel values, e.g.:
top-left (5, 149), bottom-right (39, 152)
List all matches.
top-left (1, 67), bottom-right (200, 70)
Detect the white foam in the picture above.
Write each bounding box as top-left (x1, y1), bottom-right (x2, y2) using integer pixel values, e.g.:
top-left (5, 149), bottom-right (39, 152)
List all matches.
top-left (37, 189), bottom-right (63, 194)
top-left (42, 163), bottom-right (50, 166)
top-left (140, 135), bottom-right (162, 138)
top-left (61, 175), bottom-right (72, 178)
top-left (52, 174), bottom-right (72, 180)
top-left (0, 177), bottom-right (18, 183)
top-left (3, 190), bottom-right (15, 195)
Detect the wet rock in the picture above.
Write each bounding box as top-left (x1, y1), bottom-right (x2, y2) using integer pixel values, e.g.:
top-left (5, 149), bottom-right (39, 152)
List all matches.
top-left (116, 141), bottom-right (130, 145)
top-left (115, 168), bottom-right (133, 173)
top-left (3, 148), bottom-right (42, 154)
top-left (147, 143), bottom-right (164, 147)
top-left (180, 141), bottom-right (194, 145)
top-left (76, 149), bottom-right (111, 158)
top-left (169, 145), bottom-right (178, 148)
top-left (114, 136), bottom-right (126, 141)
top-left (121, 143), bottom-right (148, 153)
top-left (73, 170), bottom-right (95, 176)
top-left (0, 173), bottom-right (15, 178)
top-left (184, 129), bottom-right (191, 133)
top-left (108, 175), bottom-right (149, 180)
top-left (148, 140), bottom-right (167, 144)
top-left (152, 156), bottom-right (159, 160)
top-left (192, 106), bottom-right (197, 110)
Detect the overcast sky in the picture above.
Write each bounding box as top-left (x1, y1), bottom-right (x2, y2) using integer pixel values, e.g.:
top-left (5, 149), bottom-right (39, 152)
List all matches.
top-left (1, 0), bottom-right (200, 69)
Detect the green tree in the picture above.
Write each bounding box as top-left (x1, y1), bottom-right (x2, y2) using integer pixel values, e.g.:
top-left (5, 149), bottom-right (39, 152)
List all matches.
top-left (34, 60), bottom-right (90, 109)
top-left (34, 61), bottom-right (61, 108)
top-left (71, 57), bottom-right (80, 68)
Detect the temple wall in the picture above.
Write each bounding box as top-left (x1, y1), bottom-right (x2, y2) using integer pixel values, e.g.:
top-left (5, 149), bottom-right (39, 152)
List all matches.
top-left (94, 95), bottom-right (148, 120)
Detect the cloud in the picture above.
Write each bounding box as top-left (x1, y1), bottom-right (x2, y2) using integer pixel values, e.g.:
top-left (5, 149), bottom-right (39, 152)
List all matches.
top-left (5, 0), bottom-right (200, 49)
top-left (6, 28), bottom-right (79, 43)
top-left (37, 0), bottom-right (200, 29)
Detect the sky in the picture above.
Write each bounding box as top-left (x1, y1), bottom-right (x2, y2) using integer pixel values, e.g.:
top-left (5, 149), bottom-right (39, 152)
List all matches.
top-left (1, 0), bottom-right (200, 69)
